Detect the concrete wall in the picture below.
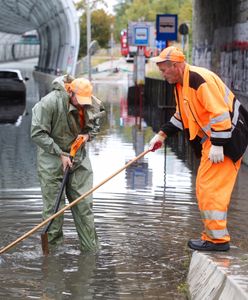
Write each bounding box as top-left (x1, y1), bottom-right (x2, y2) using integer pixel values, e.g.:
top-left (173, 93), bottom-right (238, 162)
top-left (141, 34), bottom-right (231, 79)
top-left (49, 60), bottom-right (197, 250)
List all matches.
top-left (0, 32), bottom-right (39, 62)
top-left (193, 0), bottom-right (248, 164)
top-left (193, 0), bottom-right (248, 99)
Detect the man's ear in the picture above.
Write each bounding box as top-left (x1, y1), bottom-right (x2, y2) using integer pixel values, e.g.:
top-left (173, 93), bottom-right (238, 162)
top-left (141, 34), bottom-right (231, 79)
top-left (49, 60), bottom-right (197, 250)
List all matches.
top-left (64, 83), bottom-right (72, 93)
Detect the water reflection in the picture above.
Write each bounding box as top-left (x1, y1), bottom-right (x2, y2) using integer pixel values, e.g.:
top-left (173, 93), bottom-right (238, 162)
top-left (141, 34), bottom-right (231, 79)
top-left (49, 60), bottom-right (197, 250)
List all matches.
top-left (0, 106), bottom-right (25, 125)
top-left (0, 70), bottom-right (38, 189)
top-left (0, 71), bottom-right (28, 125)
top-left (41, 253), bottom-right (97, 299)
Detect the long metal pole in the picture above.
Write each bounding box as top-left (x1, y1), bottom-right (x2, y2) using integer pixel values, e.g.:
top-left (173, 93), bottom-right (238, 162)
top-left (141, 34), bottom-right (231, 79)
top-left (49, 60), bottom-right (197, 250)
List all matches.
top-left (110, 23), bottom-right (114, 71)
top-left (86, 0), bottom-right (91, 81)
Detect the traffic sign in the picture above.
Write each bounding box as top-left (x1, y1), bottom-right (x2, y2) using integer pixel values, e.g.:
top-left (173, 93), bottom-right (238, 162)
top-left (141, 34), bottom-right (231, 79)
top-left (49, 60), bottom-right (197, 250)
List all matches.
top-left (156, 14), bottom-right (178, 41)
top-left (179, 23), bottom-right (189, 35)
top-left (128, 21), bottom-right (155, 47)
top-left (134, 27), bottom-right (149, 45)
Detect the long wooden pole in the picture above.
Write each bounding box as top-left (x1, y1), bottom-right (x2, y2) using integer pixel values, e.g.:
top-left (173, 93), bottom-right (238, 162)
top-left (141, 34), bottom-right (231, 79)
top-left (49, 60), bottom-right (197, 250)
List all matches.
top-left (0, 149), bottom-right (150, 254)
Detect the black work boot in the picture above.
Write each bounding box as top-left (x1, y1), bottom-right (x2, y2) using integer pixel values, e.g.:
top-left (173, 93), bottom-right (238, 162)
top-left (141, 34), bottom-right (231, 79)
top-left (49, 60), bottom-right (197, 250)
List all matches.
top-left (188, 239), bottom-right (230, 251)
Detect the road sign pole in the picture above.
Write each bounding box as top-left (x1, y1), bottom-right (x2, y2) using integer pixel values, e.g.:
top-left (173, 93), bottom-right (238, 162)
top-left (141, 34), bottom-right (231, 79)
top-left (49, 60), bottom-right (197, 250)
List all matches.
top-left (86, 0), bottom-right (91, 81)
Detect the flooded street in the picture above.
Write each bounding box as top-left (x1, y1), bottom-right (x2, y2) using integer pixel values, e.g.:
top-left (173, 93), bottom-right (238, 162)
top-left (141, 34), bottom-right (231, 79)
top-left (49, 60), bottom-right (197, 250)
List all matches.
top-left (0, 59), bottom-right (248, 299)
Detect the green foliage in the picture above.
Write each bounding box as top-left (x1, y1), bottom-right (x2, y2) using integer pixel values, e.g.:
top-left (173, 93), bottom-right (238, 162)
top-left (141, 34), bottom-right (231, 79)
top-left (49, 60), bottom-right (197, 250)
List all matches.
top-left (74, 0), bottom-right (107, 11)
top-left (177, 282), bottom-right (189, 296)
top-left (79, 9), bottom-right (113, 57)
top-left (112, 0), bottom-right (132, 41)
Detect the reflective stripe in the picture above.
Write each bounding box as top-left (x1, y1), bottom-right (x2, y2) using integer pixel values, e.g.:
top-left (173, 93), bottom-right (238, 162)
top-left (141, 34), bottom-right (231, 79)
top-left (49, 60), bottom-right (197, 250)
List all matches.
top-left (170, 116), bottom-right (183, 130)
top-left (209, 99), bottom-right (240, 139)
top-left (201, 135), bottom-right (208, 143)
top-left (211, 131), bottom-right (232, 138)
top-left (206, 228), bottom-right (229, 239)
top-left (202, 124), bottom-right (210, 133)
top-left (209, 111), bottom-right (232, 139)
top-left (210, 111), bottom-right (230, 125)
top-left (201, 210), bottom-right (227, 220)
top-left (201, 111), bottom-right (231, 137)
top-left (231, 99), bottom-right (241, 130)
top-left (224, 86), bottom-right (231, 104)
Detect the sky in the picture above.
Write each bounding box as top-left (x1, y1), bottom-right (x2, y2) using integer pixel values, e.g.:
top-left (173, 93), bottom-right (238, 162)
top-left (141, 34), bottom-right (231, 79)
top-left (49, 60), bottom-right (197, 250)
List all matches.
top-left (97, 0), bottom-right (118, 14)
top-left (74, 0), bottom-right (119, 15)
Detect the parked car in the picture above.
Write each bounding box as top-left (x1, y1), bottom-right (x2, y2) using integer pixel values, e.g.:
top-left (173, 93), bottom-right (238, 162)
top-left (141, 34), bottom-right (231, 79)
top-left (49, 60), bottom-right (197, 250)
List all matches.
top-left (0, 69), bottom-right (29, 123)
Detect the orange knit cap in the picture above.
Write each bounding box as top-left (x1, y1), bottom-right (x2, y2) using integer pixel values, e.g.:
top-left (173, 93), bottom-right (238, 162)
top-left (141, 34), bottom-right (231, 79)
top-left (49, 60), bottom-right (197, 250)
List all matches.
top-left (150, 46), bottom-right (185, 63)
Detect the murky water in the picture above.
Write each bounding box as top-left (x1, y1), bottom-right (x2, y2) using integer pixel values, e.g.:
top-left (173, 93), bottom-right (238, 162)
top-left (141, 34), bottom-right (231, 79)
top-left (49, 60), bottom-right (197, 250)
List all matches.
top-left (0, 60), bottom-right (248, 299)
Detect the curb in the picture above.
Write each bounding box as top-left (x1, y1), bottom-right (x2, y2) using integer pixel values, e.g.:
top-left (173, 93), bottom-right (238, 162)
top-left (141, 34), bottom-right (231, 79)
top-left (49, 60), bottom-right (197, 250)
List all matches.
top-left (187, 248), bottom-right (248, 299)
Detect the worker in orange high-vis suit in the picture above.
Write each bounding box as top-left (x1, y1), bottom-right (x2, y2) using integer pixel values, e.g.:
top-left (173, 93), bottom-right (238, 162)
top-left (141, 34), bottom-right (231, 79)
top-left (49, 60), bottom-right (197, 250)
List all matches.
top-left (149, 46), bottom-right (243, 251)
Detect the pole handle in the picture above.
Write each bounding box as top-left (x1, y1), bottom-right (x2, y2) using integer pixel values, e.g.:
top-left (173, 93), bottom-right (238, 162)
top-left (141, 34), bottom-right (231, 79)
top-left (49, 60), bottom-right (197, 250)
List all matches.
top-left (41, 165), bottom-right (70, 234)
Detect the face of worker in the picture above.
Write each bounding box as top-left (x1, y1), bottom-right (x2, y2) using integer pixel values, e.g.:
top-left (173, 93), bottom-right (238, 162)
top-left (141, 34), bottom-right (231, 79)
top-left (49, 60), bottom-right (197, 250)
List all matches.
top-left (70, 92), bottom-right (83, 108)
top-left (157, 61), bottom-right (180, 84)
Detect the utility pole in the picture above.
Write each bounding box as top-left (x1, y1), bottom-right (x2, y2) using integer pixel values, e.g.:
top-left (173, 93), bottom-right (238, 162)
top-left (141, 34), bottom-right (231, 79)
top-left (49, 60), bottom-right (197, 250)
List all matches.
top-left (110, 23), bottom-right (114, 71)
top-left (86, 0), bottom-right (91, 81)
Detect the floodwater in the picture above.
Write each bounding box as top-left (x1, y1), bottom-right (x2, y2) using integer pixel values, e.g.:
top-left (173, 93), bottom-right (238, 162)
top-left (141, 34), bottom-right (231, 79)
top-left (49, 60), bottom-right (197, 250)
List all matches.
top-left (0, 59), bottom-right (248, 300)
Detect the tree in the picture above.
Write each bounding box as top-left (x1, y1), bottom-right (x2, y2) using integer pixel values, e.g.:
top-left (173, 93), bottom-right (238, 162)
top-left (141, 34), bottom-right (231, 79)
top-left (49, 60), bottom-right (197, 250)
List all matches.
top-left (79, 9), bottom-right (114, 57)
top-left (113, 0), bottom-right (132, 41)
top-left (74, 0), bottom-right (107, 11)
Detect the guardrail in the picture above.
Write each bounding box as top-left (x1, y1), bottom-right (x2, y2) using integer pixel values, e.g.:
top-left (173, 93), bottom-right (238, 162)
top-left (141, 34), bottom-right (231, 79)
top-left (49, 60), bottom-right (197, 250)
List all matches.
top-left (143, 77), bottom-right (175, 132)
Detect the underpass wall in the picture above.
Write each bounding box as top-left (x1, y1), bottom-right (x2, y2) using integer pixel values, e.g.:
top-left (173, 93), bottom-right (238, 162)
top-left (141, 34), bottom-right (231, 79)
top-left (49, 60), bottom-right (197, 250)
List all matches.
top-left (193, 0), bottom-right (248, 99)
top-left (0, 32), bottom-right (39, 62)
top-left (193, 0), bottom-right (248, 164)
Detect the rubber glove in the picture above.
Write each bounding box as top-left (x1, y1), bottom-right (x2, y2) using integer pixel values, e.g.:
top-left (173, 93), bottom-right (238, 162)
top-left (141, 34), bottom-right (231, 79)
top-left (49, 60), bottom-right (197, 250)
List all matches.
top-left (208, 145), bottom-right (224, 163)
top-left (149, 133), bottom-right (166, 152)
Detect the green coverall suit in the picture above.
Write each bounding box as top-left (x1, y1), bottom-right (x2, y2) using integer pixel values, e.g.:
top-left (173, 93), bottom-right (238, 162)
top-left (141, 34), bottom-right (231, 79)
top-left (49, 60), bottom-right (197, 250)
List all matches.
top-left (31, 75), bottom-right (105, 252)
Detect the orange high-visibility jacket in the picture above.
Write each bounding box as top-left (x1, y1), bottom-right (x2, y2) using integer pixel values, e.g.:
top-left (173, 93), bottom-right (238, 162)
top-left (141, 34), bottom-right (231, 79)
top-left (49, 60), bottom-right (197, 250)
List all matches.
top-left (161, 63), bottom-right (239, 147)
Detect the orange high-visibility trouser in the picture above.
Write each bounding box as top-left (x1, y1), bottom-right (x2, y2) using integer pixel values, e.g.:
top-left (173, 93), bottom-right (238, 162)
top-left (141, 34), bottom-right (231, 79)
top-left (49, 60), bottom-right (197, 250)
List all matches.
top-left (196, 139), bottom-right (241, 243)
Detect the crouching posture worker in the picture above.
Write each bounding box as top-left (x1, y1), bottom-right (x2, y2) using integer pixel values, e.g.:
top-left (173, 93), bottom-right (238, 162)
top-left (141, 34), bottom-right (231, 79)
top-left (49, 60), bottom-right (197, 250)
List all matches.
top-left (31, 75), bottom-right (105, 252)
top-left (149, 46), bottom-right (245, 251)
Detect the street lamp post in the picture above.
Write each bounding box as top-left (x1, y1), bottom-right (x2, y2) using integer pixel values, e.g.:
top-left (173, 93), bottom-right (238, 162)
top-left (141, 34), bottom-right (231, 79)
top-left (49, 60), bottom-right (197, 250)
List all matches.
top-left (86, 0), bottom-right (91, 81)
top-left (110, 23), bottom-right (114, 71)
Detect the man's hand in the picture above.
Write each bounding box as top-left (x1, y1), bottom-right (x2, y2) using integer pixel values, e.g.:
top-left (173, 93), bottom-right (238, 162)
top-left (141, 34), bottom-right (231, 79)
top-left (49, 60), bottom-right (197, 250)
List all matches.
top-left (60, 134), bottom-right (88, 171)
top-left (78, 134), bottom-right (89, 142)
top-left (149, 132), bottom-right (166, 152)
top-left (208, 145), bottom-right (224, 163)
top-left (60, 154), bottom-right (73, 171)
